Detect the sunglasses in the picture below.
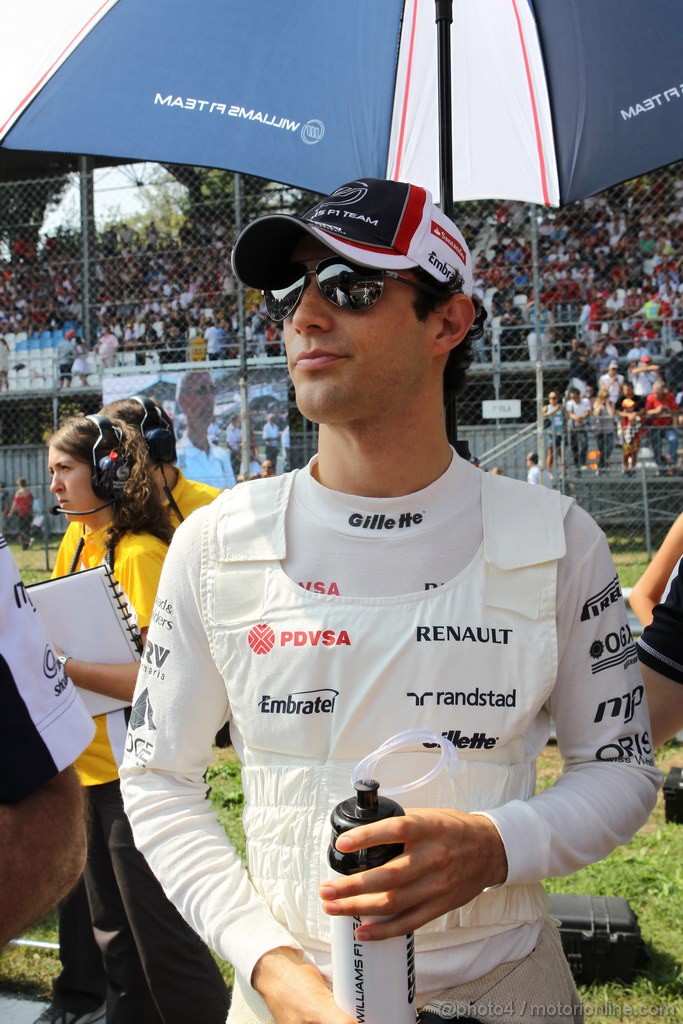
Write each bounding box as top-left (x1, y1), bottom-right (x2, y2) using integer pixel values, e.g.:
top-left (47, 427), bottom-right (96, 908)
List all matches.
top-left (262, 256), bottom-right (443, 323)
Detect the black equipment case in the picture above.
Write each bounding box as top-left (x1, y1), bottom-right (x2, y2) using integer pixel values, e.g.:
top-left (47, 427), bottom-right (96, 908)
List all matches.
top-left (548, 894), bottom-right (646, 984)
top-left (663, 766), bottom-right (683, 824)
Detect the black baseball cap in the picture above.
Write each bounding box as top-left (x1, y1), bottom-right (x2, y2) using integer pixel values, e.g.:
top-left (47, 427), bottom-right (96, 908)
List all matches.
top-left (231, 178), bottom-right (473, 294)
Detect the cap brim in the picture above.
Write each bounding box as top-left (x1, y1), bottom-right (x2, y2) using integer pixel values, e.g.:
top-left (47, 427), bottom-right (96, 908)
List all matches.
top-left (232, 214), bottom-right (419, 289)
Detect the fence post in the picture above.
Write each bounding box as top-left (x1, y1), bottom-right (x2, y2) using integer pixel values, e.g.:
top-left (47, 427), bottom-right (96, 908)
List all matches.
top-left (529, 204), bottom-right (545, 479)
top-left (234, 172), bottom-right (251, 478)
top-left (78, 156), bottom-right (96, 347)
top-left (640, 463), bottom-right (652, 559)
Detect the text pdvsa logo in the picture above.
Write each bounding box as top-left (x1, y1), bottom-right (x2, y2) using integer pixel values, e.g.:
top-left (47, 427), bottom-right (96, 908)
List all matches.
top-left (247, 623), bottom-right (351, 654)
top-left (248, 624), bottom-right (277, 654)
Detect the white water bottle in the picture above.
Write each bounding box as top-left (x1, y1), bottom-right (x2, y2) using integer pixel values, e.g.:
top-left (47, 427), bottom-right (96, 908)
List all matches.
top-left (327, 729), bottom-right (460, 1023)
top-left (328, 779), bottom-right (416, 1024)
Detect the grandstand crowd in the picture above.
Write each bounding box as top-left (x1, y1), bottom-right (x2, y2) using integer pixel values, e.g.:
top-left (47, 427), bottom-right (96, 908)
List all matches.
top-left (1, 170), bottom-right (683, 396)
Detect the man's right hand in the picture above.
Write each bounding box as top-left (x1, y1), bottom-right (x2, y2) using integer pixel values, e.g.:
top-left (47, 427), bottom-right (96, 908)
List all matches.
top-left (251, 946), bottom-right (354, 1024)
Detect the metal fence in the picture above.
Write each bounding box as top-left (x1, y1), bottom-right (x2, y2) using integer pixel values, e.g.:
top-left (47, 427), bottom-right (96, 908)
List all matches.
top-left (2, 160), bottom-right (683, 570)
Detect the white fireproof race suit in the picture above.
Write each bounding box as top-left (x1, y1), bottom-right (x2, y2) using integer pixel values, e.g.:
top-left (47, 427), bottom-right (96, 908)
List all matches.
top-left (121, 458), bottom-right (660, 1005)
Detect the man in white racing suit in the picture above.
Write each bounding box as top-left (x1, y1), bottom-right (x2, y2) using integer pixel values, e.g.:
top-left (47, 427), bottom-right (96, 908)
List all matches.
top-left (121, 179), bottom-right (661, 1024)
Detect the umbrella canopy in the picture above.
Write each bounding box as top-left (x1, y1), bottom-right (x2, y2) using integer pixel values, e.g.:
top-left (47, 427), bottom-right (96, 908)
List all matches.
top-left (2, 0), bottom-right (682, 206)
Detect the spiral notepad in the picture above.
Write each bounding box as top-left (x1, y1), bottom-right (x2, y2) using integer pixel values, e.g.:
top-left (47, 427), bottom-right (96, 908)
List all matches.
top-left (27, 564), bottom-right (142, 716)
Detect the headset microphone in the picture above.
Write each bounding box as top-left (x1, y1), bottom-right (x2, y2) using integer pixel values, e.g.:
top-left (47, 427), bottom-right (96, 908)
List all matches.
top-left (50, 501), bottom-right (115, 516)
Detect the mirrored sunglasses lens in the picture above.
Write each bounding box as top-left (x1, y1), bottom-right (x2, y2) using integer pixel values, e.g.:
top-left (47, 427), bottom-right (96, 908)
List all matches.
top-left (264, 274), bottom-right (306, 321)
top-left (317, 262), bottom-right (384, 310)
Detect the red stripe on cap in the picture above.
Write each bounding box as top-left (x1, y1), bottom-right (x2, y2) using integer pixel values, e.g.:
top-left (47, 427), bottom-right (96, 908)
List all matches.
top-left (393, 185), bottom-right (427, 256)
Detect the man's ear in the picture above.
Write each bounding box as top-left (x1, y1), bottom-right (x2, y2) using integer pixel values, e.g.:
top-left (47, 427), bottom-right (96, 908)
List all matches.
top-left (432, 294), bottom-right (476, 357)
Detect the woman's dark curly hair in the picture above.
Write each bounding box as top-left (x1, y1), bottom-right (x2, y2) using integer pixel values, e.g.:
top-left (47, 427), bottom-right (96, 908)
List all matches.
top-left (410, 268), bottom-right (488, 399)
top-left (49, 415), bottom-right (174, 552)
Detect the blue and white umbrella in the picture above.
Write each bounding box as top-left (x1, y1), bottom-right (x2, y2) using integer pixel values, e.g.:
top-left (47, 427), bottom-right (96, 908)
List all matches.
top-left (1, 0), bottom-right (682, 206)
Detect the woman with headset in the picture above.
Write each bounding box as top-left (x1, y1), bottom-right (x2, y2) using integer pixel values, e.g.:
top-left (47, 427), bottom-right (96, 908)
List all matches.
top-left (52, 395), bottom-right (222, 582)
top-left (45, 414), bottom-right (229, 1024)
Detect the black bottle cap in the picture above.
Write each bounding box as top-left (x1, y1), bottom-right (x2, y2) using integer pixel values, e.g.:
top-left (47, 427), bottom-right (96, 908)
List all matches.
top-left (328, 779), bottom-right (405, 875)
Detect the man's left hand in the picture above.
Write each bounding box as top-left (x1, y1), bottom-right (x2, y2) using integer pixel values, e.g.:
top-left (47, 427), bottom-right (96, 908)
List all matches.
top-left (319, 808), bottom-right (508, 940)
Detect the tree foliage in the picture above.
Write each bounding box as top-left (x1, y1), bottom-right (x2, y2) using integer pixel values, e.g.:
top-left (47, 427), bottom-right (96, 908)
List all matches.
top-left (0, 175), bottom-right (71, 259)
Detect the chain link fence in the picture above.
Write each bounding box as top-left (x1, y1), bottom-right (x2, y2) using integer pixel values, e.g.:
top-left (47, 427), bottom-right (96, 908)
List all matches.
top-left (2, 161), bottom-right (683, 575)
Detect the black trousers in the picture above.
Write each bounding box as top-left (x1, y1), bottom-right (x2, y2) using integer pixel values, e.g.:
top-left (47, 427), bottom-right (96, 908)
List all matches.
top-left (84, 780), bottom-right (230, 1024)
top-left (52, 879), bottom-right (106, 1015)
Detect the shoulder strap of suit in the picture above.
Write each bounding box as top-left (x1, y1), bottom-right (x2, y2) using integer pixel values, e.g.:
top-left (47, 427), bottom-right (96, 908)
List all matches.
top-left (482, 472), bottom-right (573, 620)
top-left (208, 472), bottom-right (295, 563)
top-left (481, 471), bottom-right (572, 570)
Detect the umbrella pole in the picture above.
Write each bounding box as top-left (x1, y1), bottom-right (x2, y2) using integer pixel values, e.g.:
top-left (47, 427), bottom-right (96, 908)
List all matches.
top-left (435, 1), bottom-right (471, 459)
top-left (435, 0), bottom-right (454, 219)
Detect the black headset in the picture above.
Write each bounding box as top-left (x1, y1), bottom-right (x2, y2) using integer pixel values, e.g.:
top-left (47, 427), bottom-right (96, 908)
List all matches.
top-left (132, 395), bottom-right (177, 465)
top-left (88, 414), bottom-right (131, 501)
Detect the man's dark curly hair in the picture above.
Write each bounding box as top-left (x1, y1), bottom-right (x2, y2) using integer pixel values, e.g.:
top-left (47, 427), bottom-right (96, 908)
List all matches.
top-left (410, 268), bottom-right (488, 399)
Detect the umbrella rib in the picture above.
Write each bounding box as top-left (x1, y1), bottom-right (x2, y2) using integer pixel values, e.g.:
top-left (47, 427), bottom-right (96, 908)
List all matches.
top-left (390, 0), bottom-right (420, 181)
top-left (0, 0), bottom-right (115, 137)
top-left (510, 0), bottom-right (550, 206)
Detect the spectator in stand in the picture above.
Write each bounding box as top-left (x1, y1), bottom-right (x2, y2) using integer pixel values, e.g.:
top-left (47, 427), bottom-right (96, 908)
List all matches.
top-left (494, 298), bottom-right (526, 361)
top-left (643, 381), bottom-right (680, 475)
top-left (262, 412), bottom-right (281, 468)
top-left (592, 387), bottom-right (617, 474)
top-left (57, 331), bottom-right (77, 387)
top-left (543, 390), bottom-right (565, 471)
top-left (567, 338), bottom-right (595, 395)
top-left (591, 338), bottom-right (615, 375)
top-left (265, 320), bottom-right (282, 358)
top-left (525, 301), bottom-right (555, 362)
top-left (260, 459), bottom-right (276, 479)
top-left (625, 339), bottom-right (652, 363)
top-left (598, 360), bottom-right (624, 404)
top-left (526, 451), bottom-right (553, 487)
top-left (188, 324), bottom-right (208, 362)
top-left (71, 334), bottom-right (91, 387)
top-left (565, 386), bottom-right (592, 471)
top-left (630, 354), bottom-right (662, 398)
top-left (7, 476), bottom-right (33, 549)
top-left (0, 336), bottom-right (10, 391)
top-left (161, 322), bottom-right (186, 365)
top-left (97, 325), bottom-right (120, 369)
top-left (526, 323), bottom-right (553, 363)
top-left (205, 319), bottom-right (226, 360)
top-left (616, 383), bottom-right (645, 476)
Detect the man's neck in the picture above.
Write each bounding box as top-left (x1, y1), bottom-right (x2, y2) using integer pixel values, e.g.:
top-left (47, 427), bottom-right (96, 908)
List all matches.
top-left (314, 421), bottom-right (453, 498)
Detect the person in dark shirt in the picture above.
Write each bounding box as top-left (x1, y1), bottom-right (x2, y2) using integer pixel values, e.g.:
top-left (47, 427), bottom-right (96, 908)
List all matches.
top-left (637, 555), bottom-right (683, 746)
